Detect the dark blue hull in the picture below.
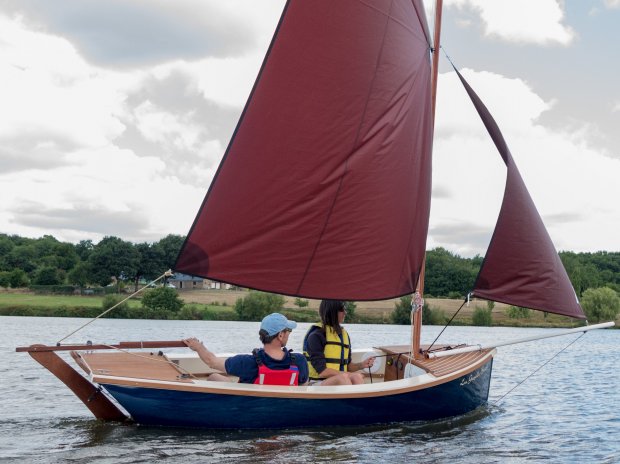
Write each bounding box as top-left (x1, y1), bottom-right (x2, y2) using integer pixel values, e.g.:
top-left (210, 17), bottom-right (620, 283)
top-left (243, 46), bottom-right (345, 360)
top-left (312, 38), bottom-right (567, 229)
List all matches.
top-left (101, 358), bottom-right (493, 429)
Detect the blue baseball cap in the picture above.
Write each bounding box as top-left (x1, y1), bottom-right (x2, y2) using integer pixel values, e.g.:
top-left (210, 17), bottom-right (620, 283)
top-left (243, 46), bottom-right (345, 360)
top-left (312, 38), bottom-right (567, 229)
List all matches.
top-left (260, 313), bottom-right (297, 336)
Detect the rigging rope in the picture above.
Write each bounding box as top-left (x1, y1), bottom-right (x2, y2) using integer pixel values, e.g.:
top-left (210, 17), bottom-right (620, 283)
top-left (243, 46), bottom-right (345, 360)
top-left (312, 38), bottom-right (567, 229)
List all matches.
top-left (493, 332), bottom-right (586, 405)
top-left (409, 291), bottom-right (422, 364)
top-left (56, 269), bottom-right (173, 345)
top-left (426, 297), bottom-right (467, 353)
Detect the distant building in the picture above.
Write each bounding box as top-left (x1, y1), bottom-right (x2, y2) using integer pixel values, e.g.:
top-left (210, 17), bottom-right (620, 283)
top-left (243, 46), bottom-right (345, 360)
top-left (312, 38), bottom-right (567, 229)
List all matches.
top-left (167, 273), bottom-right (235, 290)
top-left (204, 280), bottom-right (235, 290)
top-left (168, 273), bottom-right (207, 290)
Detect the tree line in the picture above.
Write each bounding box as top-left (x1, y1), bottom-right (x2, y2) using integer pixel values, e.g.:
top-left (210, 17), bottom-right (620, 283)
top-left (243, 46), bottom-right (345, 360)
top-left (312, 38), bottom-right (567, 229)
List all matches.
top-left (424, 247), bottom-right (620, 299)
top-left (0, 234), bottom-right (619, 299)
top-left (0, 233), bottom-right (184, 291)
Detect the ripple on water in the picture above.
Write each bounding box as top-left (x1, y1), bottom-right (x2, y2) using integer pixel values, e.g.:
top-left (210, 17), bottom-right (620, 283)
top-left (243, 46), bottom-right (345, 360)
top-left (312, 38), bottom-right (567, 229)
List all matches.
top-left (2, 317), bottom-right (619, 463)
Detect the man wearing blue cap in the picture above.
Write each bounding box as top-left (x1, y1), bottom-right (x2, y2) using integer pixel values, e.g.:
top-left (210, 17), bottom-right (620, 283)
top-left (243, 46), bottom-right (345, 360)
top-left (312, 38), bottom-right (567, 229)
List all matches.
top-left (184, 313), bottom-right (309, 385)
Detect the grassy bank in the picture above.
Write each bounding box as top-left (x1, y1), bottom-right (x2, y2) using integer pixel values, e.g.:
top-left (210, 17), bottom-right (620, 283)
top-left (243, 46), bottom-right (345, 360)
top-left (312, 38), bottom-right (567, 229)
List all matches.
top-left (1, 290), bottom-right (613, 328)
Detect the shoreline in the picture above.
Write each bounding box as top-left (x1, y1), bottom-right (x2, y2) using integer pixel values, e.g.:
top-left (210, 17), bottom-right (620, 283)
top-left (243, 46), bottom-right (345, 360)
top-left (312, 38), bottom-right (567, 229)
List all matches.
top-left (1, 289), bottom-right (612, 329)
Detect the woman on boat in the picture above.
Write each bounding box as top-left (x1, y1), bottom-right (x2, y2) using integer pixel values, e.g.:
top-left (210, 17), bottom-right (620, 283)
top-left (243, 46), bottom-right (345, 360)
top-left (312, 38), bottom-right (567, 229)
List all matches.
top-left (303, 300), bottom-right (374, 385)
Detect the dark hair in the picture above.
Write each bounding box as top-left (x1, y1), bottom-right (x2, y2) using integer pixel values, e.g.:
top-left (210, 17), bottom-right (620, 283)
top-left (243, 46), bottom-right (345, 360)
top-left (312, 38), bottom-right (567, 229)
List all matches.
top-left (259, 329), bottom-right (278, 344)
top-left (319, 300), bottom-right (344, 335)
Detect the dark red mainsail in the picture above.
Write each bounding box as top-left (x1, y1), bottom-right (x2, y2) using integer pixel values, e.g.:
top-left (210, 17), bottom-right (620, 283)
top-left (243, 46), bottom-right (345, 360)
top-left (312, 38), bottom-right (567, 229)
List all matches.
top-left (454, 69), bottom-right (584, 319)
top-left (175, 0), bottom-right (433, 300)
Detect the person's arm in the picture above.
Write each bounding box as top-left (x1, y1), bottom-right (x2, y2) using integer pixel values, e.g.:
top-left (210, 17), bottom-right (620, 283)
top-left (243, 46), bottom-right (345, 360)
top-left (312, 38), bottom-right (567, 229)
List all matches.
top-left (183, 337), bottom-right (227, 372)
top-left (297, 356), bottom-right (310, 386)
top-left (348, 357), bottom-right (375, 372)
top-left (306, 331), bottom-right (328, 376)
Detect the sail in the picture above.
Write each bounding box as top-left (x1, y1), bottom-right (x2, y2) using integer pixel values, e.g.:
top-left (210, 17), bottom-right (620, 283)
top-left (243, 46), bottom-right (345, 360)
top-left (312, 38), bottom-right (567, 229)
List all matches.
top-left (454, 69), bottom-right (585, 319)
top-left (175, 0), bottom-right (434, 300)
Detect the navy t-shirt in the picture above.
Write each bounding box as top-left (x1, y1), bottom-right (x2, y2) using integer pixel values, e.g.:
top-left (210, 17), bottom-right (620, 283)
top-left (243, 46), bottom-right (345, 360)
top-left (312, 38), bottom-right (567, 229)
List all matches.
top-left (224, 348), bottom-right (309, 384)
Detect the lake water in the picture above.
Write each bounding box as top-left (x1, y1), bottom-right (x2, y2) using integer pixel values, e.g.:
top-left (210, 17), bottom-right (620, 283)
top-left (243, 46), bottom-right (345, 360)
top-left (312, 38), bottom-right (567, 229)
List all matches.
top-left (1, 316), bottom-right (618, 463)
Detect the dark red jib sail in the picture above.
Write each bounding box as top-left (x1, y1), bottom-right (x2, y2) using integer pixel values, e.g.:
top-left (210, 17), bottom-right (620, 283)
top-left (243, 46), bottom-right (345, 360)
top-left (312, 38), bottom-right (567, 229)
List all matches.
top-left (454, 69), bottom-right (585, 319)
top-left (175, 0), bottom-right (433, 300)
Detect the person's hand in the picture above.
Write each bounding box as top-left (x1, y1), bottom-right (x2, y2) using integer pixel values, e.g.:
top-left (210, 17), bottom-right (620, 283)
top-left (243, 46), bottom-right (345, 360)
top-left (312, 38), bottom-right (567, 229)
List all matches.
top-left (183, 337), bottom-right (204, 352)
top-left (362, 356), bottom-right (375, 369)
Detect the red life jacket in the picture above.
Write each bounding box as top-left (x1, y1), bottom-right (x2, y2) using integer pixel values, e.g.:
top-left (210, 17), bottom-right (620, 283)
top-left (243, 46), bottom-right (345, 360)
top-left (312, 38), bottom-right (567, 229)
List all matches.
top-left (252, 349), bottom-right (300, 386)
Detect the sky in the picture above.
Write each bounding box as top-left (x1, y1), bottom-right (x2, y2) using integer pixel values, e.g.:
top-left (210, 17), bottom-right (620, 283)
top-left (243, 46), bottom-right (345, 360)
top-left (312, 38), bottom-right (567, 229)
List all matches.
top-left (0, 0), bottom-right (618, 257)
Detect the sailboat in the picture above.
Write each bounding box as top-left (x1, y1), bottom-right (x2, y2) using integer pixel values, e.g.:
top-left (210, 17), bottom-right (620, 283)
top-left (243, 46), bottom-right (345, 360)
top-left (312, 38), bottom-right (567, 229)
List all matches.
top-left (17, 0), bottom-right (613, 429)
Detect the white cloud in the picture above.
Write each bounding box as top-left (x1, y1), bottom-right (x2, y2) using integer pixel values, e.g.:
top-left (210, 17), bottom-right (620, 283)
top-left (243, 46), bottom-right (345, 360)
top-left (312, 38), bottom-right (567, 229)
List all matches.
top-left (0, 4), bottom-right (284, 244)
top-left (133, 100), bottom-right (200, 149)
top-left (0, 0), bottom-right (266, 67)
top-left (431, 69), bottom-right (620, 255)
top-left (605, 0), bottom-right (620, 8)
top-left (0, 145), bottom-right (204, 243)
top-left (446, 0), bottom-right (574, 45)
top-left (1, 1), bottom-right (617, 258)
top-left (0, 15), bottom-right (130, 149)
top-left (0, 13), bottom-right (208, 242)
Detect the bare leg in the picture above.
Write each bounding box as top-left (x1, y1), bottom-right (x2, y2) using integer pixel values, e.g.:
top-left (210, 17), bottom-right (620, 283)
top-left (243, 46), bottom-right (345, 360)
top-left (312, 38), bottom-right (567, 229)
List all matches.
top-left (318, 373), bottom-right (353, 386)
top-left (207, 373), bottom-right (230, 382)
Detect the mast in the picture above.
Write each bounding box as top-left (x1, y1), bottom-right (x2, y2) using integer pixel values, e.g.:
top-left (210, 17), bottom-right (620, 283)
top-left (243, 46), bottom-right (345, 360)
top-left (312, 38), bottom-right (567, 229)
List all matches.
top-left (412, 0), bottom-right (443, 359)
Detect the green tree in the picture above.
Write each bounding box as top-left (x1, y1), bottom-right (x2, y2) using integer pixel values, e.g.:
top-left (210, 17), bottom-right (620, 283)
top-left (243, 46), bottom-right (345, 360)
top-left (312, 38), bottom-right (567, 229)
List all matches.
top-left (423, 303), bottom-right (445, 325)
top-left (134, 242), bottom-right (166, 288)
top-left (424, 248), bottom-right (479, 297)
top-left (235, 291), bottom-right (285, 321)
top-left (0, 235), bottom-right (15, 271)
top-left (344, 301), bottom-right (357, 321)
top-left (391, 295), bottom-right (412, 325)
top-left (581, 287), bottom-right (620, 323)
top-left (178, 304), bottom-right (205, 320)
top-left (0, 271), bottom-right (10, 287)
top-left (153, 234), bottom-right (185, 269)
top-left (31, 235), bottom-right (77, 271)
top-left (472, 307), bottom-right (492, 326)
top-left (33, 266), bottom-right (62, 285)
top-left (87, 236), bottom-right (140, 287)
top-left (141, 287), bottom-right (184, 313)
top-left (560, 251), bottom-right (620, 296)
top-left (6, 245), bottom-right (37, 273)
top-left (130, 235), bottom-right (185, 290)
top-left (102, 294), bottom-right (130, 318)
top-left (294, 297), bottom-right (309, 309)
top-left (74, 240), bottom-right (94, 261)
top-left (53, 242), bottom-right (79, 271)
top-left (507, 306), bottom-right (531, 319)
top-left (68, 262), bottom-right (91, 289)
top-left (9, 269), bottom-right (29, 288)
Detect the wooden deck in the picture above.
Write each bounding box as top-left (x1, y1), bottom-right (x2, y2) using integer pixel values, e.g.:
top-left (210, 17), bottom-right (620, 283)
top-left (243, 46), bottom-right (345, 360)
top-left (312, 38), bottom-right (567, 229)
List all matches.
top-left (376, 345), bottom-right (493, 379)
top-left (74, 351), bottom-right (193, 383)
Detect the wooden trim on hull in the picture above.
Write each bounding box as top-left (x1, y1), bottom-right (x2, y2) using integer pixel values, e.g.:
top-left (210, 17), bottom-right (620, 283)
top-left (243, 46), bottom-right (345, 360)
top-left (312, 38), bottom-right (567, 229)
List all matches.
top-left (27, 348), bottom-right (128, 422)
top-left (92, 349), bottom-right (495, 400)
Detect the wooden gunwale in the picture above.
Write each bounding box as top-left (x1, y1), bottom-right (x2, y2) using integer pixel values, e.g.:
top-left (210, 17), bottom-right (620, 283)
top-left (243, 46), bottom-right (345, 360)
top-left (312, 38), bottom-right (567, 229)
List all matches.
top-left (16, 341), bottom-right (187, 352)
